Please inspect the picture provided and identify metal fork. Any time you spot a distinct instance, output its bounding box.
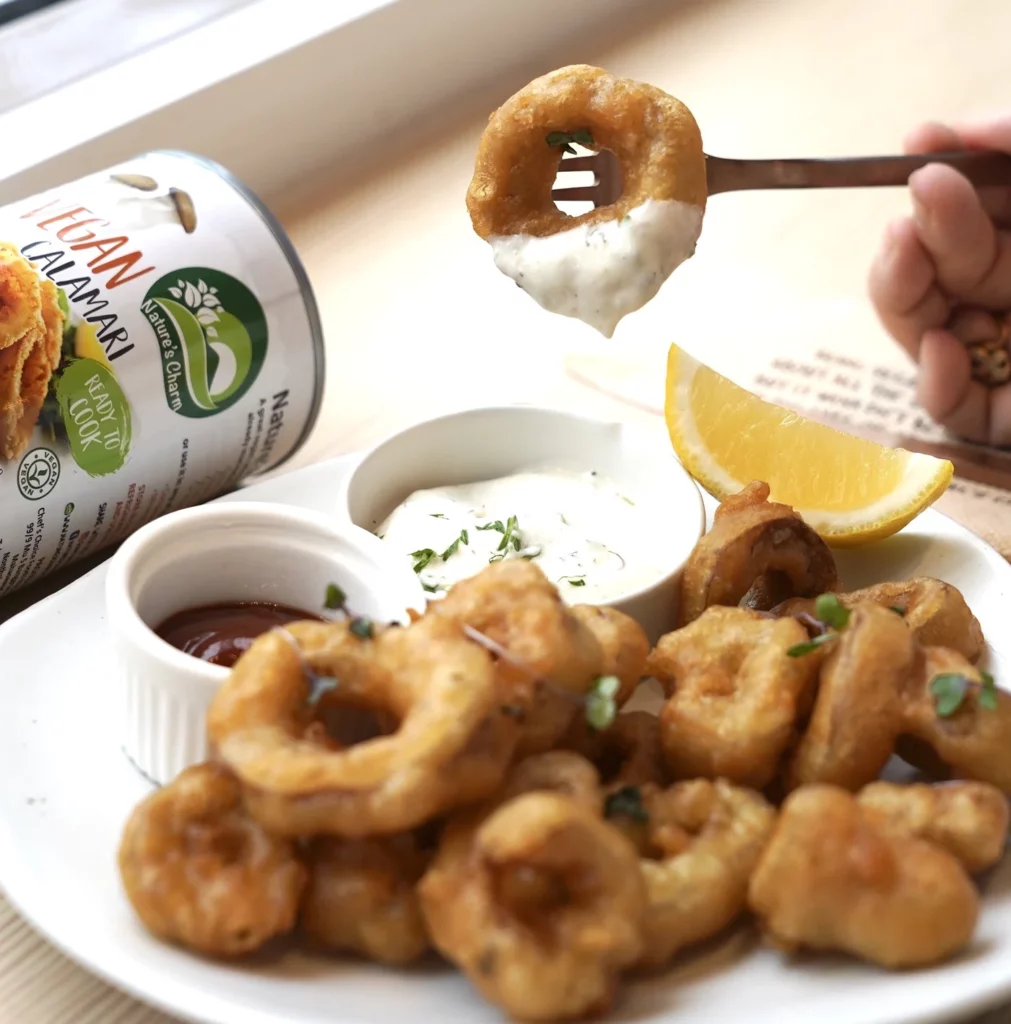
[551,149,1011,206]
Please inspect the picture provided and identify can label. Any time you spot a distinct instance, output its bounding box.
[0,151,322,598]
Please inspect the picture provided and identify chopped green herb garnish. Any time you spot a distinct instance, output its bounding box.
[441,529,469,561]
[814,593,850,631]
[349,617,375,640]
[422,582,441,594]
[604,785,648,823]
[323,582,346,611]
[307,675,339,708]
[931,673,970,717]
[559,576,586,587]
[889,605,906,616]
[477,520,505,533]
[546,128,594,154]
[620,495,635,506]
[497,515,521,553]
[429,513,447,519]
[586,675,620,731]
[411,548,437,573]
[787,632,837,658]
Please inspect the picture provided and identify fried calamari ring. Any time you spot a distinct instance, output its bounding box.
[677,481,839,627]
[635,779,776,968]
[500,750,603,815]
[649,607,818,788]
[858,781,1009,874]
[419,792,645,1021]
[207,618,519,837]
[433,560,604,756]
[748,785,979,968]
[300,832,429,964]
[467,65,707,337]
[786,604,917,792]
[774,577,984,663]
[900,646,1011,795]
[118,762,305,956]
[571,603,650,706]
[562,710,666,794]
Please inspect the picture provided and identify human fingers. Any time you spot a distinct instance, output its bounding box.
[918,329,1011,446]
[903,122,963,155]
[908,164,1011,307]
[904,120,1011,226]
[868,217,949,358]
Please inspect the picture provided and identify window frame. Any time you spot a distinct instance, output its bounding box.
[0,0,677,207]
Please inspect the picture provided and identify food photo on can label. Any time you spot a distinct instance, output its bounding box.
[5,7,1011,1024]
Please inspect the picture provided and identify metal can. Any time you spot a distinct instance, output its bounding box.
[0,150,324,598]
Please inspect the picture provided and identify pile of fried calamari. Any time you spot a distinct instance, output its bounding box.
[0,244,65,460]
[119,481,1011,1022]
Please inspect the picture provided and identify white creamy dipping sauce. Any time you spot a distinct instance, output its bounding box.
[376,469,666,604]
[489,198,704,338]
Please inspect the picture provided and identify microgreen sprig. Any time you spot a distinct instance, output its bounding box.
[546,128,594,154]
[349,616,375,640]
[931,669,998,718]
[604,785,649,824]
[323,582,346,612]
[787,593,850,657]
[586,675,620,731]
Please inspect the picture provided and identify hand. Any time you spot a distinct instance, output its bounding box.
[868,117,1011,446]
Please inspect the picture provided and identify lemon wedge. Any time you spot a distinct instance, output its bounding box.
[664,343,953,547]
[73,321,114,371]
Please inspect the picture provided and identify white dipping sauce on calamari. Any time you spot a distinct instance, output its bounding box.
[490,198,703,338]
[377,469,665,603]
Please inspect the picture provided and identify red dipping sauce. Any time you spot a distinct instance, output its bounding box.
[156,601,323,668]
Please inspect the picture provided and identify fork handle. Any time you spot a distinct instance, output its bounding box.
[705,151,1011,195]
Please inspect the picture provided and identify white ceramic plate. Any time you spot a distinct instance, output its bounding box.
[1,454,1011,1024]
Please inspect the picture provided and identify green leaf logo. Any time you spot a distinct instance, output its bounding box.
[141,268,267,418]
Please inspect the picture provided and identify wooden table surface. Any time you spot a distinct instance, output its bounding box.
[3,0,1011,1021]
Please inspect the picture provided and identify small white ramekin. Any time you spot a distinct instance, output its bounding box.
[105,501,427,785]
[339,405,705,643]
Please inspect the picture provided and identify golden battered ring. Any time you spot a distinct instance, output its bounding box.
[466,64,707,239]
[206,618,519,838]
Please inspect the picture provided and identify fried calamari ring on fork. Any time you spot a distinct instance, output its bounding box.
[419,792,645,1021]
[118,762,305,956]
[571,604,650,706]
[468,65,705,239]
[648,607,818,789]
[748,785,979,969]
[207,618,519,838]
[433,560,604,756]
[857,781,1009,874]
[786,603,917,792]
[774,577,984,663]
[900,646,1011,795]
[561,710,667,794]
[634,779,777,968]
[300,831,430,964]
[677,481,839,627]
[466,65,707,336]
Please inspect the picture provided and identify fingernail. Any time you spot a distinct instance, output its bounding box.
[908,177,933,232]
